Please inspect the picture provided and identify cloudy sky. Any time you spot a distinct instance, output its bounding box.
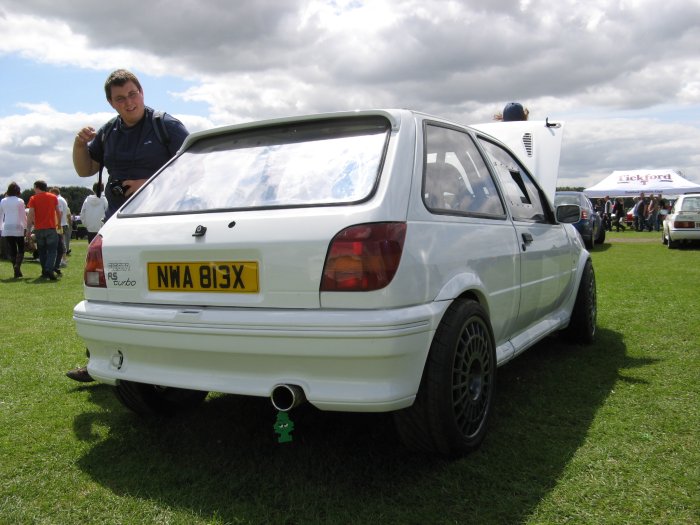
[1,0,699,194]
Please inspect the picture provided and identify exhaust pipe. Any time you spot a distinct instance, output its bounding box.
[271,384,306,412]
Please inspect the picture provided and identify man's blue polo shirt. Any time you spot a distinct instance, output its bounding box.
[88,106,189,217]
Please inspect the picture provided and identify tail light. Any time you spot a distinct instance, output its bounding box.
[321,222,406,292]
[84,235,106,288]
[673,221,695,229]
[581,209,589,219]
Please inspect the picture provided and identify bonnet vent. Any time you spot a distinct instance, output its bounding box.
[522,133,533,157]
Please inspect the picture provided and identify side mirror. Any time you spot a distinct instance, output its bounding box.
[557,204,582,223]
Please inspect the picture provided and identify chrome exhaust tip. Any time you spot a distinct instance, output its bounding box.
[271,384,306,412]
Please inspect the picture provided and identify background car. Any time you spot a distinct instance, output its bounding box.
[662,192,700,248]
[554,191,605,249]
[73,110,595,457]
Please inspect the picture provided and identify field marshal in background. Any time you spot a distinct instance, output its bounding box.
[72,68,189,221]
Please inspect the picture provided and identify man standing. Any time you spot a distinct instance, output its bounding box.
[633,193,646,231]
[72,68,189,220]
[603,195,613,231]
[26,180,61,280]
[68,69,189,382]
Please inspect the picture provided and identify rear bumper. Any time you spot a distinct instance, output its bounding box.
[668,228,700,241]
[73,300,445,412]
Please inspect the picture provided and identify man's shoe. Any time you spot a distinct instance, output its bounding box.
[66,366,94,383]
[54,269,62,276]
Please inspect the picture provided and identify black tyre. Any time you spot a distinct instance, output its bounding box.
[661,230,668,245]
[667,232,678,249]
[564,259,596,343]
[394,299,496,457]
[115,380,207,416]
[583,234,594,250]
[595,227,606,244]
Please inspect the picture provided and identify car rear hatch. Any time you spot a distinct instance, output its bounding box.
[90,113,403,309]
[98,209,375,308]
[673,196,700,230]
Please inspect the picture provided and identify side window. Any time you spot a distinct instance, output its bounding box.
[478,138,549,223]
[423,124,505,217]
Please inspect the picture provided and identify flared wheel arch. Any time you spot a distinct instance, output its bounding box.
[395,297,497,457]
[563,258,597,343]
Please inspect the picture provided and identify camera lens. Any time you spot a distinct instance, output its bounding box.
[111,182,124,197]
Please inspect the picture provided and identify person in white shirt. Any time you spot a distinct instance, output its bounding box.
[0,182,28,278]
[80,182,109,242]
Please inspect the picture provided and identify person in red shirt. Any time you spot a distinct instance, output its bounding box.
[26,180,61,280]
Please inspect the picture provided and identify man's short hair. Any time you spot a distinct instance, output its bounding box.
[104,69,143,101]
[93,182,104,194]
[49,187,60,195]
[34,180,48,191]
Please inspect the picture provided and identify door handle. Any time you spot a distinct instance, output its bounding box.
[521,232,533,251]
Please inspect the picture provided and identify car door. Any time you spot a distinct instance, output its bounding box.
[416,123,521,358]
[478,137,574,340]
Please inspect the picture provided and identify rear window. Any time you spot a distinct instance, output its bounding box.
[120,116,390,216]
[679,196,700,212]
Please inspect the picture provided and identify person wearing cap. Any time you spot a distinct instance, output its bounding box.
[494,102,530,122]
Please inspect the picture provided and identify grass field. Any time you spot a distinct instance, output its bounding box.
[1,232,698,524]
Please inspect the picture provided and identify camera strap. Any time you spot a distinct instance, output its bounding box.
[96,116,119,199]
[97,163,104,198]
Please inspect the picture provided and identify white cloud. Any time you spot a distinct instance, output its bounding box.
[0,104,209,191]
[20,136,44,147]
[560,118,700,188]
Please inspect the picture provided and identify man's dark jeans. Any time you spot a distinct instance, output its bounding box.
[35,229,59,275]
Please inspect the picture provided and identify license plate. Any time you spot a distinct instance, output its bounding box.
[147,261,259,292]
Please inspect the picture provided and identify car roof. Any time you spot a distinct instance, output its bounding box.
[180,109,565,204]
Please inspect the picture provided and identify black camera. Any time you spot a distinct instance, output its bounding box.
[108,180,127,198]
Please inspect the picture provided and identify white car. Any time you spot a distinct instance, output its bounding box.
[662,192,700,248]
[74,109,596,456]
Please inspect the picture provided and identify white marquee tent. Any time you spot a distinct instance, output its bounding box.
[584,169,700,197]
